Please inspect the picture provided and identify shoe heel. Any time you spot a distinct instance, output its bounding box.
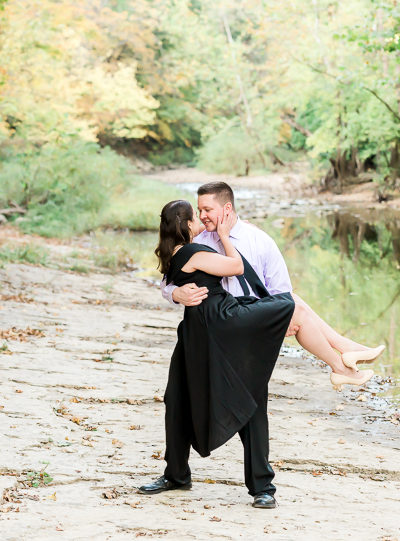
[343,359,358,371]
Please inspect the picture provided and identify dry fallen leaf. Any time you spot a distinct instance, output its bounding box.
[0,327,45,341]
[0,293,34,303]
[153,396,163,402]
[127,399,142,405]
[112,439,124,448]
[357,394,367,402]
[151,450,163,460]
[204,479,216,484]
[338,438,346,444]
[82,440,94,447]
[102,489,119,499]
[127,501,143,509]
[48,492,57,501]
[129,425,141,430]
[210,516,221,522]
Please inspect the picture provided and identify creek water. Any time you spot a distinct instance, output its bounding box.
[118,183,400,404]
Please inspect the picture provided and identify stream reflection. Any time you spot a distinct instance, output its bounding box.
[259,207,400,386]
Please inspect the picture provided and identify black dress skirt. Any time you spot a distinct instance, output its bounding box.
[164,243,295,457]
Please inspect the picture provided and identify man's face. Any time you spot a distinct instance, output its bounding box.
[197,194,228,232]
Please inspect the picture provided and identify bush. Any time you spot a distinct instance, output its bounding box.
[0,141,189,236]
[196,126,269,175]
[0,141,131,237]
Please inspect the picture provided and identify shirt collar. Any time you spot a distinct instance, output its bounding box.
[215,215,243,242]
[229,216,244,239]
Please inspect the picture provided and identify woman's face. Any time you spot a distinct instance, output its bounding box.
[188,206,205,238]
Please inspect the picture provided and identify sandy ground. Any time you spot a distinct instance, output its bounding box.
[0,257,399,541]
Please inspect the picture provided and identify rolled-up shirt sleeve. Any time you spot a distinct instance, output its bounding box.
[161,276,178,305]
[262,238,292,295]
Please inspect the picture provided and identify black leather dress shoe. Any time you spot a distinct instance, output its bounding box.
[138,475,192,495]
[252,492,277,509]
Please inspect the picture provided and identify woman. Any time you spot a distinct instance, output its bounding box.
[155,199,296,460]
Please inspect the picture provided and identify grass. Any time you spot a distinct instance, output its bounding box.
[68,263,90,274]
[90,229,159,277]
[0,243,49,265]
[98,176,193,231]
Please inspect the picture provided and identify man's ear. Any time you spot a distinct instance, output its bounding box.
[224,202,233,214]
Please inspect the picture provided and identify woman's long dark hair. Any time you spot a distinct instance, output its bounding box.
[155,200,194,275]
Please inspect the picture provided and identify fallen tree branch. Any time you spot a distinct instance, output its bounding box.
[0,205,26,216]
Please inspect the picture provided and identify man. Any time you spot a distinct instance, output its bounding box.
[139,182,294,509]
[163,182,295,308]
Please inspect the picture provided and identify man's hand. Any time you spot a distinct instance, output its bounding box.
[285,321,299,337]
[172,283,208,306]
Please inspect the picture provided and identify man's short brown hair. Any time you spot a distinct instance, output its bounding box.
[197,182,235,209]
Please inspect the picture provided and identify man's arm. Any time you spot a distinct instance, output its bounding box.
[262,239,292,295]
[161,276,208,306]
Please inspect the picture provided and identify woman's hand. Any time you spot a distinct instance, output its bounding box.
[217,212,236,239]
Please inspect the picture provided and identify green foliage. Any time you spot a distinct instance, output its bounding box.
[68,263,90,274]
[0,243,49,265]
[0,0,159,144]
[99,176,191,231]
[197,126,268,175]
[25,469,53,488]
[0,341,10,352]
[0,142,132,237]
[1,0,400,207]
[91,229,159,274]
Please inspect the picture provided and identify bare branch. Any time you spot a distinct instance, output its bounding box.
[281,115,312,137]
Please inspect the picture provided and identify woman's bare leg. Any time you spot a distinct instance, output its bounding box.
[292,293,369,354]
[291,304,367,380]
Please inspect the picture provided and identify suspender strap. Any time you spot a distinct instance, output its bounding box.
[237,253,270,299]
[236,274,250,296]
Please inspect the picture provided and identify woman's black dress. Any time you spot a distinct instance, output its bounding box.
[164,243,295,458]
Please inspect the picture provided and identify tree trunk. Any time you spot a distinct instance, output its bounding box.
[221,12,267,168]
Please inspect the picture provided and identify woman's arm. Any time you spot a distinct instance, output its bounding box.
[182,213,244,277]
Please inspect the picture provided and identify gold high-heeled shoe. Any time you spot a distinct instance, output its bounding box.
[341,345,385,371]
[330,369,374,392]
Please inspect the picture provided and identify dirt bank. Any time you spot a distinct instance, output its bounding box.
[0,252,399,540]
